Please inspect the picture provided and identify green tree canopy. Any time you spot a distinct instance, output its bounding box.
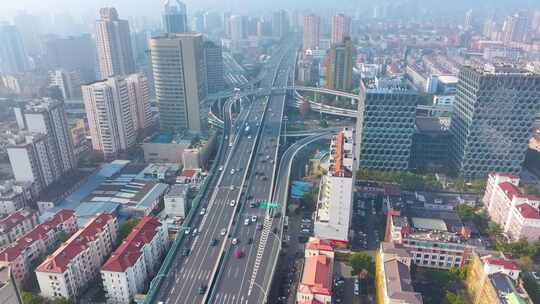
[349,252,374,277]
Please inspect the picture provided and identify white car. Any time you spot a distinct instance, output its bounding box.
[251,215,257,223]
[244,218,250,226]
[200,208,206,216]
[184,228,190,235]
[220,228,227,236]
[232,238,238,245]
[230,185,235,190]
[218,166,224,172]
[230,169,235,175]
[230,200,236,207]
[192,228,198,236]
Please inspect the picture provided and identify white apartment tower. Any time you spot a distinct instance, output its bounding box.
[125,73,151,133]
[95,7,136,79]
[82,77,136,159]
[314,128,355,244]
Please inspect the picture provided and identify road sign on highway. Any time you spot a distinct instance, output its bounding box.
[260,201,278,209]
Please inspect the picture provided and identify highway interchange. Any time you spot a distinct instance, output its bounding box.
[152,40,299,304]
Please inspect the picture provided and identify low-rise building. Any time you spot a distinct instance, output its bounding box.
[483,173,540,241]
[0,181,35,216]
[101,216,168,304]
[314,128,355,244]
[164,184,190,218]
[0,209,76,284]
[384,207,482,269]
[36,213,118,300]
[0,209,39,248]
[466,250,533,304]
[376,242,423,304]
[296,237,334,304]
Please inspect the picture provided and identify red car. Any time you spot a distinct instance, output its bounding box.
[234,249,243,259]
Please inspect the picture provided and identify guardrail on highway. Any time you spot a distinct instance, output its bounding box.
[144,128,226,304]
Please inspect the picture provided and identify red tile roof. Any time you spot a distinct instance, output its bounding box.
[180,169,197,178]
[306,238,333,252]
[0,208,37,232]
[0,209,75,262]
[516,204,540,220]
[498,182,540,202]
[491,172,519,179]
[298,300,324,304]
[101,216,161,272]
[36,213,114,274]
[299,254,332,296]
[486,258,520,270]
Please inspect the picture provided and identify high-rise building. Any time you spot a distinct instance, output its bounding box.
[314,128,355,243]
[48,70,82,100]
[7,134,59,193]
[12,99,76,182]
[331,14,351,45]
[450,64,540,179]
[229,15,248,41]
[325,37,353,91]
[162,0,188,33]
[150,33,207,133]
[203,41,225,94]
[82,77,136,159]
[125,73,151,134]
[464,9,474,31]
[303,14,320,51]
[95,7,136,79]
[502,13,529,43]
[13,12,41,57]
[0,24,30,74]
[533,11,540,34]
[355,78,419,171]
[203,11,221,33]
[272,10,290,39]
[43,34,97,83]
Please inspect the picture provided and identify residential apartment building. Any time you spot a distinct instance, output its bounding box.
[272,10,289,39]
[48,70,82,100]
[125,73,152,134]
[101,216,168,304]
[355,77,419,171]
[0,181,35,216]
[0,265,23,304]
[0,209,39,248]
[331,14,351,45]
[150,33,208,133]
[314,128,355,244]
[384,208,479,269]
[0,209,76,284]
[13,98,76,179]
[82,77,136,159]
[376,242,423,304]
[95,7,135,79]
[325,37,353,91]
[7,133,61,193]
[449,64,540,179]
[466,250,533,304]
[482,173,540,241]
[36,213,118,300]
[303,14,320,50]
[296,238,334,304]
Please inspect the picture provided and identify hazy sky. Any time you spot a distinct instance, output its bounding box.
[0,0,538,22]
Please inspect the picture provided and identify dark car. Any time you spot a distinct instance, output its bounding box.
[210,239,218,246]
[183,248,190,256]
[198,284,207,294]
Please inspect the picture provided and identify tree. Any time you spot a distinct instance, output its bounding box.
[455,204,476,221]
[443,291,468,304]
[485,222,503,240]
[523,273,540,304]
[21,291,44,304]
[448,266,467,281]
[119,218,140,240]
[524,184,540,196]
[51,298,72,304]
[349,252,374,277]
